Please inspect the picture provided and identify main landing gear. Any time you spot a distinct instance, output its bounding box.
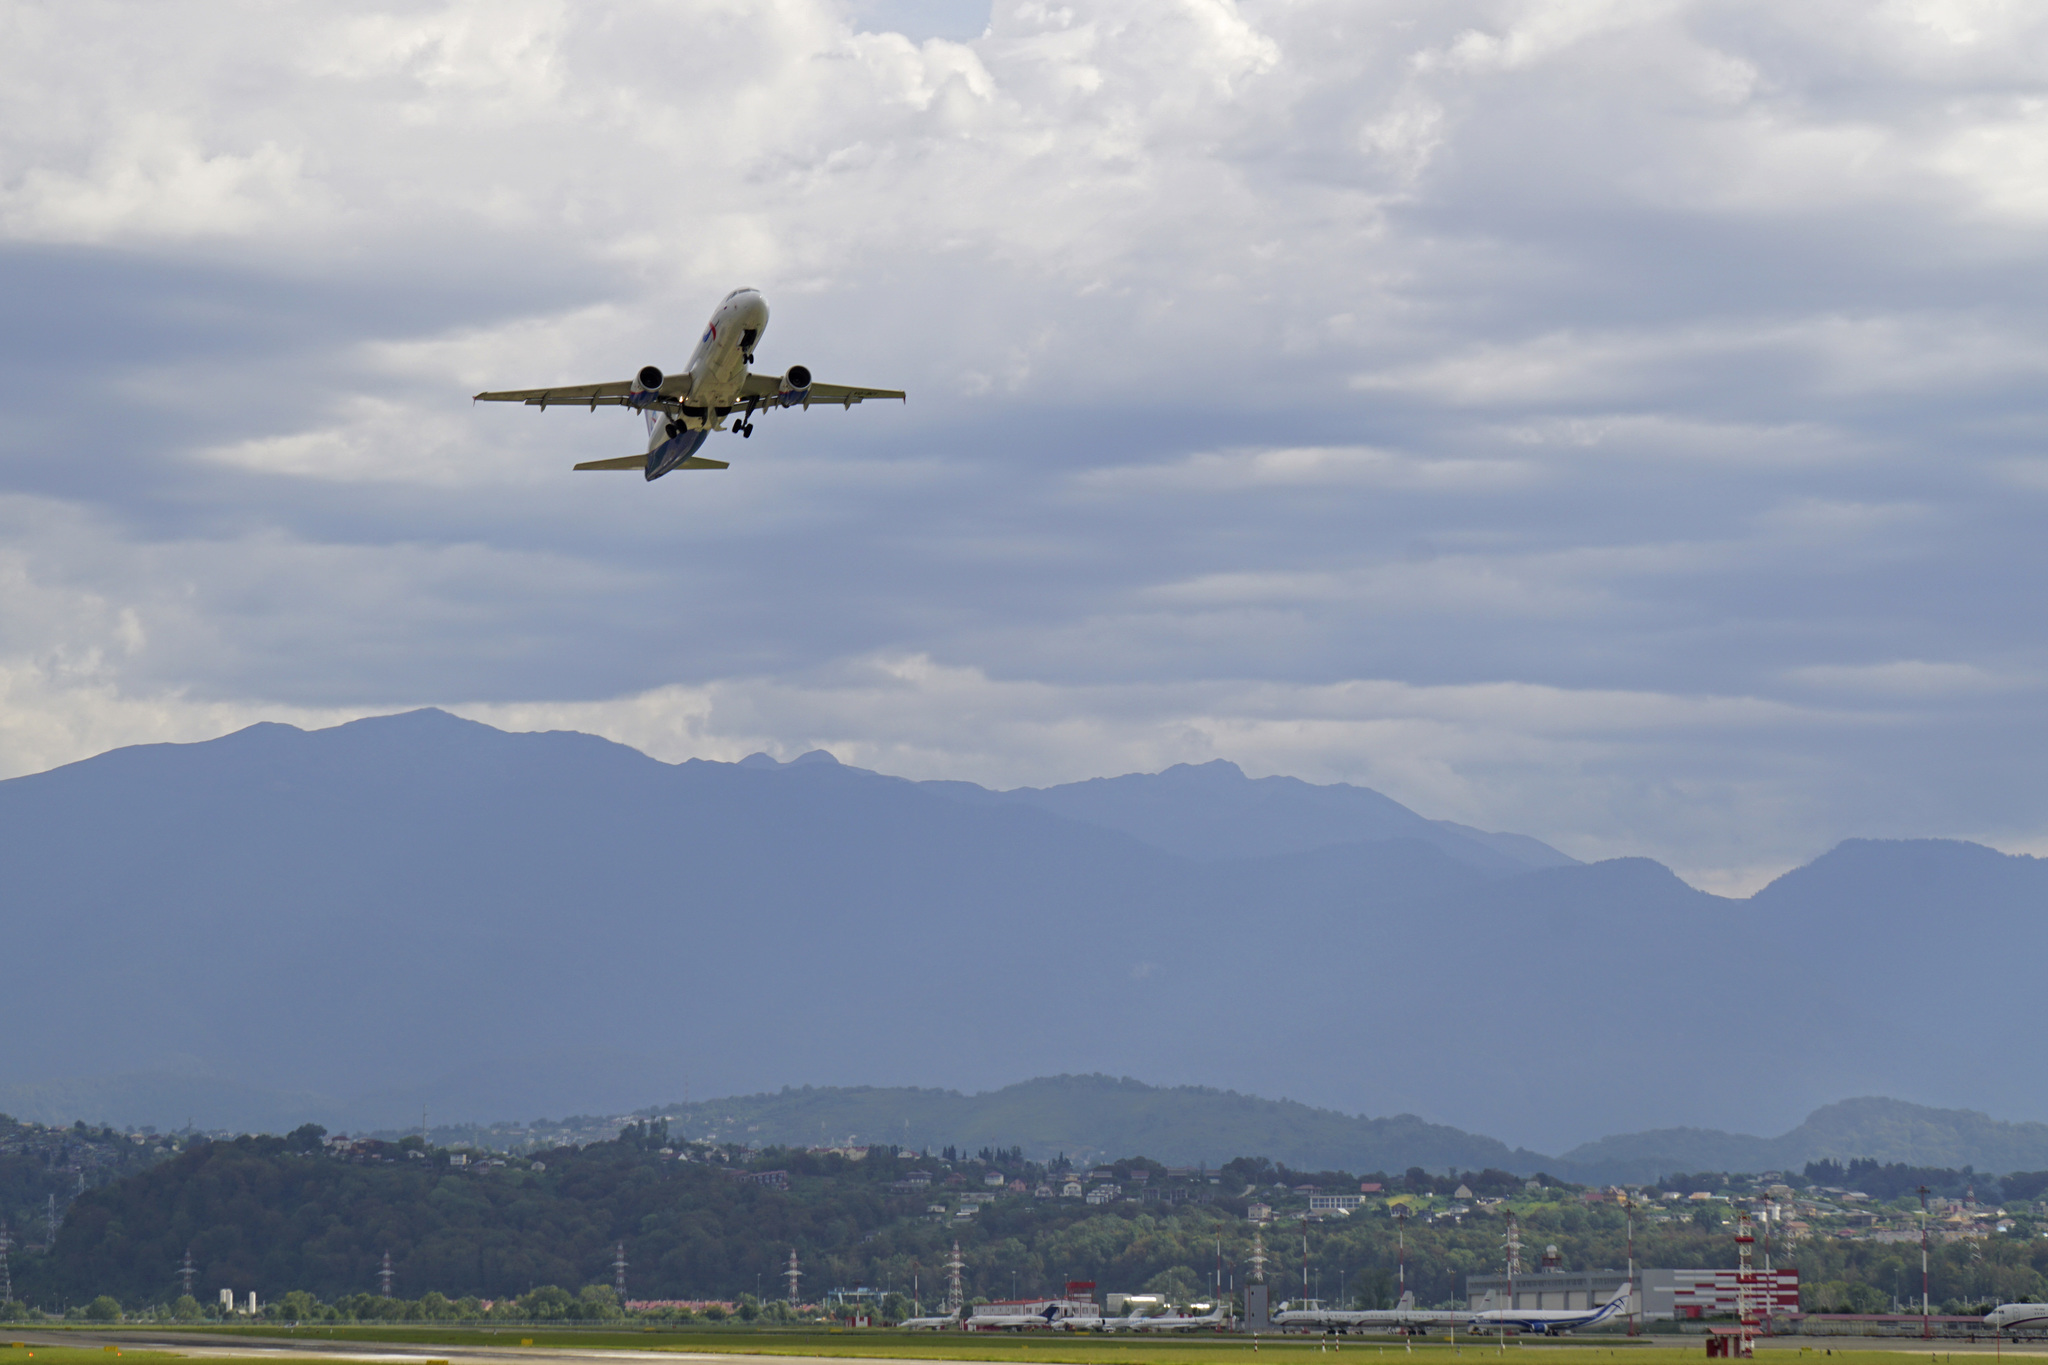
[734,420,755,438]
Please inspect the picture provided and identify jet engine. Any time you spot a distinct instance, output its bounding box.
[634,365,664,392]
[781,365,812,398]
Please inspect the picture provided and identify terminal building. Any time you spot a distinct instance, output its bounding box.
[1464,1269,1799,1320]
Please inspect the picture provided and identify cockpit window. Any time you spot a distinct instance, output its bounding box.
[723,287,758,301]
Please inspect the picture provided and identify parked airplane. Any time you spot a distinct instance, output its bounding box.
[1986,1303,2048,1333]
[1468,1281,1634,1336]
[900,1309,961,1330]
[473,288,904,480]
[1273,1290,1475,1333]
[967,1299,1102,1330]
[1128,1301,1230,1331]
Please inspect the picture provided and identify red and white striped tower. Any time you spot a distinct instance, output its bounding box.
[1735,1210,1757,1358]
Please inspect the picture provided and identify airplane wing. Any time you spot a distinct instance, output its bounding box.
[736,372,906,406]
[572,455,729,471]
[806,381,906,405]
[475,376,694,408]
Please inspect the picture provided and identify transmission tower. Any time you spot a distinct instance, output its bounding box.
[614,1241,628,1305]
[1,1219,12,1304]
[180,1245,196,1299]
[1248,1229,1268,1283]
[784,1248,802,1305]
[45,1194,58,1243]
[944,1240,965,1314]
[378,1250,393,1298]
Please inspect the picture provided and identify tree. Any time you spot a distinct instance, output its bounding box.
[287,1124,328,1153]
[84,1296,121,1322]
[1144,1267,1202,1304]
[171,1295,201,1322]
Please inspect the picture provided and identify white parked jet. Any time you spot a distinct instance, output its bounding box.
[966,1299,1102,1330]
[473,289,904,480]
[1128,1301,1230,1331]
[899,1309,961,1330]
[1274,1290,1475,1333]
[1986,1304,2048,1333]
[1467,1281,1633,1336]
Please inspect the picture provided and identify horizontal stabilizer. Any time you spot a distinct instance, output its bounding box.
[572,455,729,471]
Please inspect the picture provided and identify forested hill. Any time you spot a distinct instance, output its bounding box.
[6,1126,1618,1311]
[16,1126,2048,1316]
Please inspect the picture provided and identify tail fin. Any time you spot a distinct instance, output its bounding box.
[1591,1283,1633,1320]
[1398,1291,1415,1312]
[1478,1290,1498,1311]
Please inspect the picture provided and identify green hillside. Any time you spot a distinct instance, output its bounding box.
[15,1126,2048,1319]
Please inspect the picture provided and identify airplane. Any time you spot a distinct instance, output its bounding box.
[1986,1304,2048,1333]
[1128,1301,1230,1331]
[899,1309,961,1330]
[1058,1300,1228,1333]
[966,1300,1102,1331]
[472,288,904,481]
[1273,1290,1475,1333]
[1467,1280,1634,1336]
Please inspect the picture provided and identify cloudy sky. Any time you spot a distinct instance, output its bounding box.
[4,0,2046,893]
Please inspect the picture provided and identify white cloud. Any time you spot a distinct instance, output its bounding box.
[4,0,2048,901]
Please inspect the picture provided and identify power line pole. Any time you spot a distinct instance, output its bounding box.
[614,1241,628,1305]
[1396,1206,1407,1305]
[1918,1185,1931,1340]
[180,1246,196,1299]
[1624,1192,1639,1336]
[785,1248,802,1305]
[945,1240,964,1316]
[1,1219,12,1304]
[378,1250,393,1298]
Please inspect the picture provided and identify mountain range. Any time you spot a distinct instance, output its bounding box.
[644,1078,2048,1182]
[1,709,2043,1171]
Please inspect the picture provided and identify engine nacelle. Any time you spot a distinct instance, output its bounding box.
[635,365,664,392]
[781,364,812,397]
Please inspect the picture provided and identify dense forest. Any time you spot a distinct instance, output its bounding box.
[0,1117,177,1251]
[5,1123,2047,1317]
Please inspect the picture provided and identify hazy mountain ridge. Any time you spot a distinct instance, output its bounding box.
[1560,1098,2048,1181]
[1,709,2044,1163]
[649,1073,1552,1173]
[914,758,1577,872]
[648,1079,2048,1184]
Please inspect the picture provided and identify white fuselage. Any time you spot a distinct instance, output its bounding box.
[1987,1304,2048,1332]
[1469,1287,1632,1336]
[1273,1308,1474,1332]
[683,288,771,410]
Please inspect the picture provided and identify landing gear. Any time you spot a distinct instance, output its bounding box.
[664,421,682,439]
[736,421,754,438]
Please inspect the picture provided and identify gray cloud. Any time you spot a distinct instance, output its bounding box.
[2,0,2047,893]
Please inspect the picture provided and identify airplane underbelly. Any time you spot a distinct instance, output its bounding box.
[646,428,710,480]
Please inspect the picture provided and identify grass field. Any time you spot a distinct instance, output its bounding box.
[10,1330,2042,1365]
